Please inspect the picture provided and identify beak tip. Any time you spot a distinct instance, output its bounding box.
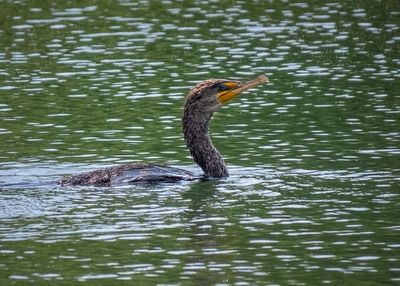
[258,75,269,83]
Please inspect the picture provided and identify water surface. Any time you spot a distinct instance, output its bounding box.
[0,0,399,285]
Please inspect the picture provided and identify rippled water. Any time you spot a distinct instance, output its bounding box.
[1,0,399,285]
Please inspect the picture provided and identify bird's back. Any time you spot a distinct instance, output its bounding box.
[59,163,195,186]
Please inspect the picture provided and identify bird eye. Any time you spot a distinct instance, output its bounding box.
[219,84,229,91]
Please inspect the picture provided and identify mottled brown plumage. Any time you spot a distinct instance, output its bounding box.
[182,79,236,178]
[59,163,193,186]
[59,75,268,186]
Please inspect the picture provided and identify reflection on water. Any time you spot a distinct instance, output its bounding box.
[1,164,399,284]
[0,0,399,285]
[0,166,400,284]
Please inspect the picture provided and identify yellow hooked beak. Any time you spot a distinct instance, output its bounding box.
[217,75,269,104]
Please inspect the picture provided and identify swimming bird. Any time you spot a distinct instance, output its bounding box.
[59,75,268,186]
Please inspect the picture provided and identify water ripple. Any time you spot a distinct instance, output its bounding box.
[1,0,399,284]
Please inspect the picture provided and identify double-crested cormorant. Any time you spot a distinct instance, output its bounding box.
[59,75,268,186]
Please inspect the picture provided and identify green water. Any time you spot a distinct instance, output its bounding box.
[1,0,399,285]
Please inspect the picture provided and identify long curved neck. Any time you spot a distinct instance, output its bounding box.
[182,107,228,178]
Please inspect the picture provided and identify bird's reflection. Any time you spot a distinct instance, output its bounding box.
[178,179,234,284]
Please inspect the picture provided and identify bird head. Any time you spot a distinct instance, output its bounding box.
[184,75,269,118]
